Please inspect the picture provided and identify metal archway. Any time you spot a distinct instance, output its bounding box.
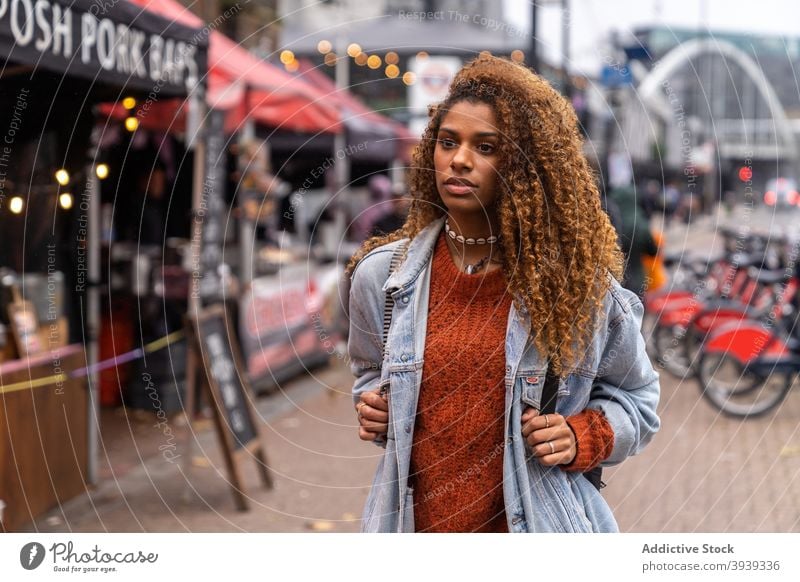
[638,37,797,158]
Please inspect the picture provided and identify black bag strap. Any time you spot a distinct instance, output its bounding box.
[540,364,560,416]
[382,241,408,355]
[373,242,408,447]
[541,361,605,491]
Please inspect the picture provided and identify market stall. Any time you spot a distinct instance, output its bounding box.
[0,0,208,531]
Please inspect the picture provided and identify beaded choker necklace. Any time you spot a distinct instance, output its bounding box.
[445,220,500,245]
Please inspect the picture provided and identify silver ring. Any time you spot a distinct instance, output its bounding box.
[548,441,555,455]
[543,414,550,429]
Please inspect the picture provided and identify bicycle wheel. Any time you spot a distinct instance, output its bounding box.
[683,321,706,374]
[654,324,692,379]
[696,351,793,418]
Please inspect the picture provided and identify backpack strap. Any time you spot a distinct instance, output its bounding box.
[381,241,408,355]
[373,241,408,447]
[540,361,605,491]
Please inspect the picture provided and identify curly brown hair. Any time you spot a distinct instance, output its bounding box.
[347,54,624,374]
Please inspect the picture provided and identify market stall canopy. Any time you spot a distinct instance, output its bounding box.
[0,0,207,97]
[127,0,341,134]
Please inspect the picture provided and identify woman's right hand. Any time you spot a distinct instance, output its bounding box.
[356,388,389,441]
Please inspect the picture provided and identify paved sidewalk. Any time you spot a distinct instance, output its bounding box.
[27,363,375,533]
[24,209,800,533]
[27,356,800,533]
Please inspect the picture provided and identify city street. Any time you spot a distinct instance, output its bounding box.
[24,209,800,533]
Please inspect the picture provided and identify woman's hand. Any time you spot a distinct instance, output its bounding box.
[521,407,577,466]
[356,388,389,441]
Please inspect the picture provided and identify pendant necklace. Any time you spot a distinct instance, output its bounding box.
[464,256,491,275]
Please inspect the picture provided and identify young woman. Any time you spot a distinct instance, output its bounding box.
[346,55,660,533]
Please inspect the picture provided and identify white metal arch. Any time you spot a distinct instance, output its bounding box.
[638,37,797,157]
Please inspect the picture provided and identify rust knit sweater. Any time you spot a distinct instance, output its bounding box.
[411,232,512,532]
[410,232,615,533]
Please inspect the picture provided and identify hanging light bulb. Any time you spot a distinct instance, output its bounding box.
[280,50,295,65]
[367,55,381,69]
[55,168,70,186]
[125,116,139,132]
[59,193,74,210]
[9,196,24,214]
[317,40,332,54]
[347,43,361,58]
[402,72,416,86]
[122,96,137,110]
[385,64,400,79]
[95,164,109,180]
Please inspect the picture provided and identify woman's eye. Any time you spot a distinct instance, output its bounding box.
[478,143,495,154]
[439,138,456,148]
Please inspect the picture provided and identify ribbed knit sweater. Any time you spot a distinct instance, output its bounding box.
[410,232,615,533]
[411,232,512,532]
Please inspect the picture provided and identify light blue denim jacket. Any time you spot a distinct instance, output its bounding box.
[348,218,660,533]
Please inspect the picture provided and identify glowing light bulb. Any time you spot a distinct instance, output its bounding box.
[280,50,295,65]
[402,72,416,85]
[9,196,23,214]
[122,96,137,109]
[385,64,400,78]
[55,169,70,186]
[125,116,139,132]
[347,43,361,58]
[59,193,73,210]
[367,55,381,69]
[317,40,332,54]
[95,164,109,180]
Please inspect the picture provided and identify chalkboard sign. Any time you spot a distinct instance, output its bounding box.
[186,304,272,510]
[198,312,257,449]
[197,108,227,301]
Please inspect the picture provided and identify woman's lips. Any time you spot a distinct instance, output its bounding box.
[442,181,477,196]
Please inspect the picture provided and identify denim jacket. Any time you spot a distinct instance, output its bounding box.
[348,217,661,532]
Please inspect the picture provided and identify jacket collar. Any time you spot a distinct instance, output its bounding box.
[383,217,445,292]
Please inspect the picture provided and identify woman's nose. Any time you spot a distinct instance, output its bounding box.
[450,145,473,170]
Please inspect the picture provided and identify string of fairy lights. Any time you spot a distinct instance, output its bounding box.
[279,43,527,84]
[2,97,137,215]
[3,159,110,215]
[3,46,529,216]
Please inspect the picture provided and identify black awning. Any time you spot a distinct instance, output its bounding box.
[0,0,207,97]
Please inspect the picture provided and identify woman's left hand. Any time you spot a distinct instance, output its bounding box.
[521,408,577,466]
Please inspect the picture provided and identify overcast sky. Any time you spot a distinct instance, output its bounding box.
[504,0,800,75]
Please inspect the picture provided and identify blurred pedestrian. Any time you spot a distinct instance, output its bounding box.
[609,185,659,299]
[352,174,394,242]
[139,162,167,246]
[369,184,410,237]
[663,181,681,223]
[345,55,660,533]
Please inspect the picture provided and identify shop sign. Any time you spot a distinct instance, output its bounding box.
[0,0,205,94]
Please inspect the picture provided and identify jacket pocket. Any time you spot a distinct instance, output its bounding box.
[518,371,569,409]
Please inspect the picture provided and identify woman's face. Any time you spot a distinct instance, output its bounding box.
[433,100,501,217]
